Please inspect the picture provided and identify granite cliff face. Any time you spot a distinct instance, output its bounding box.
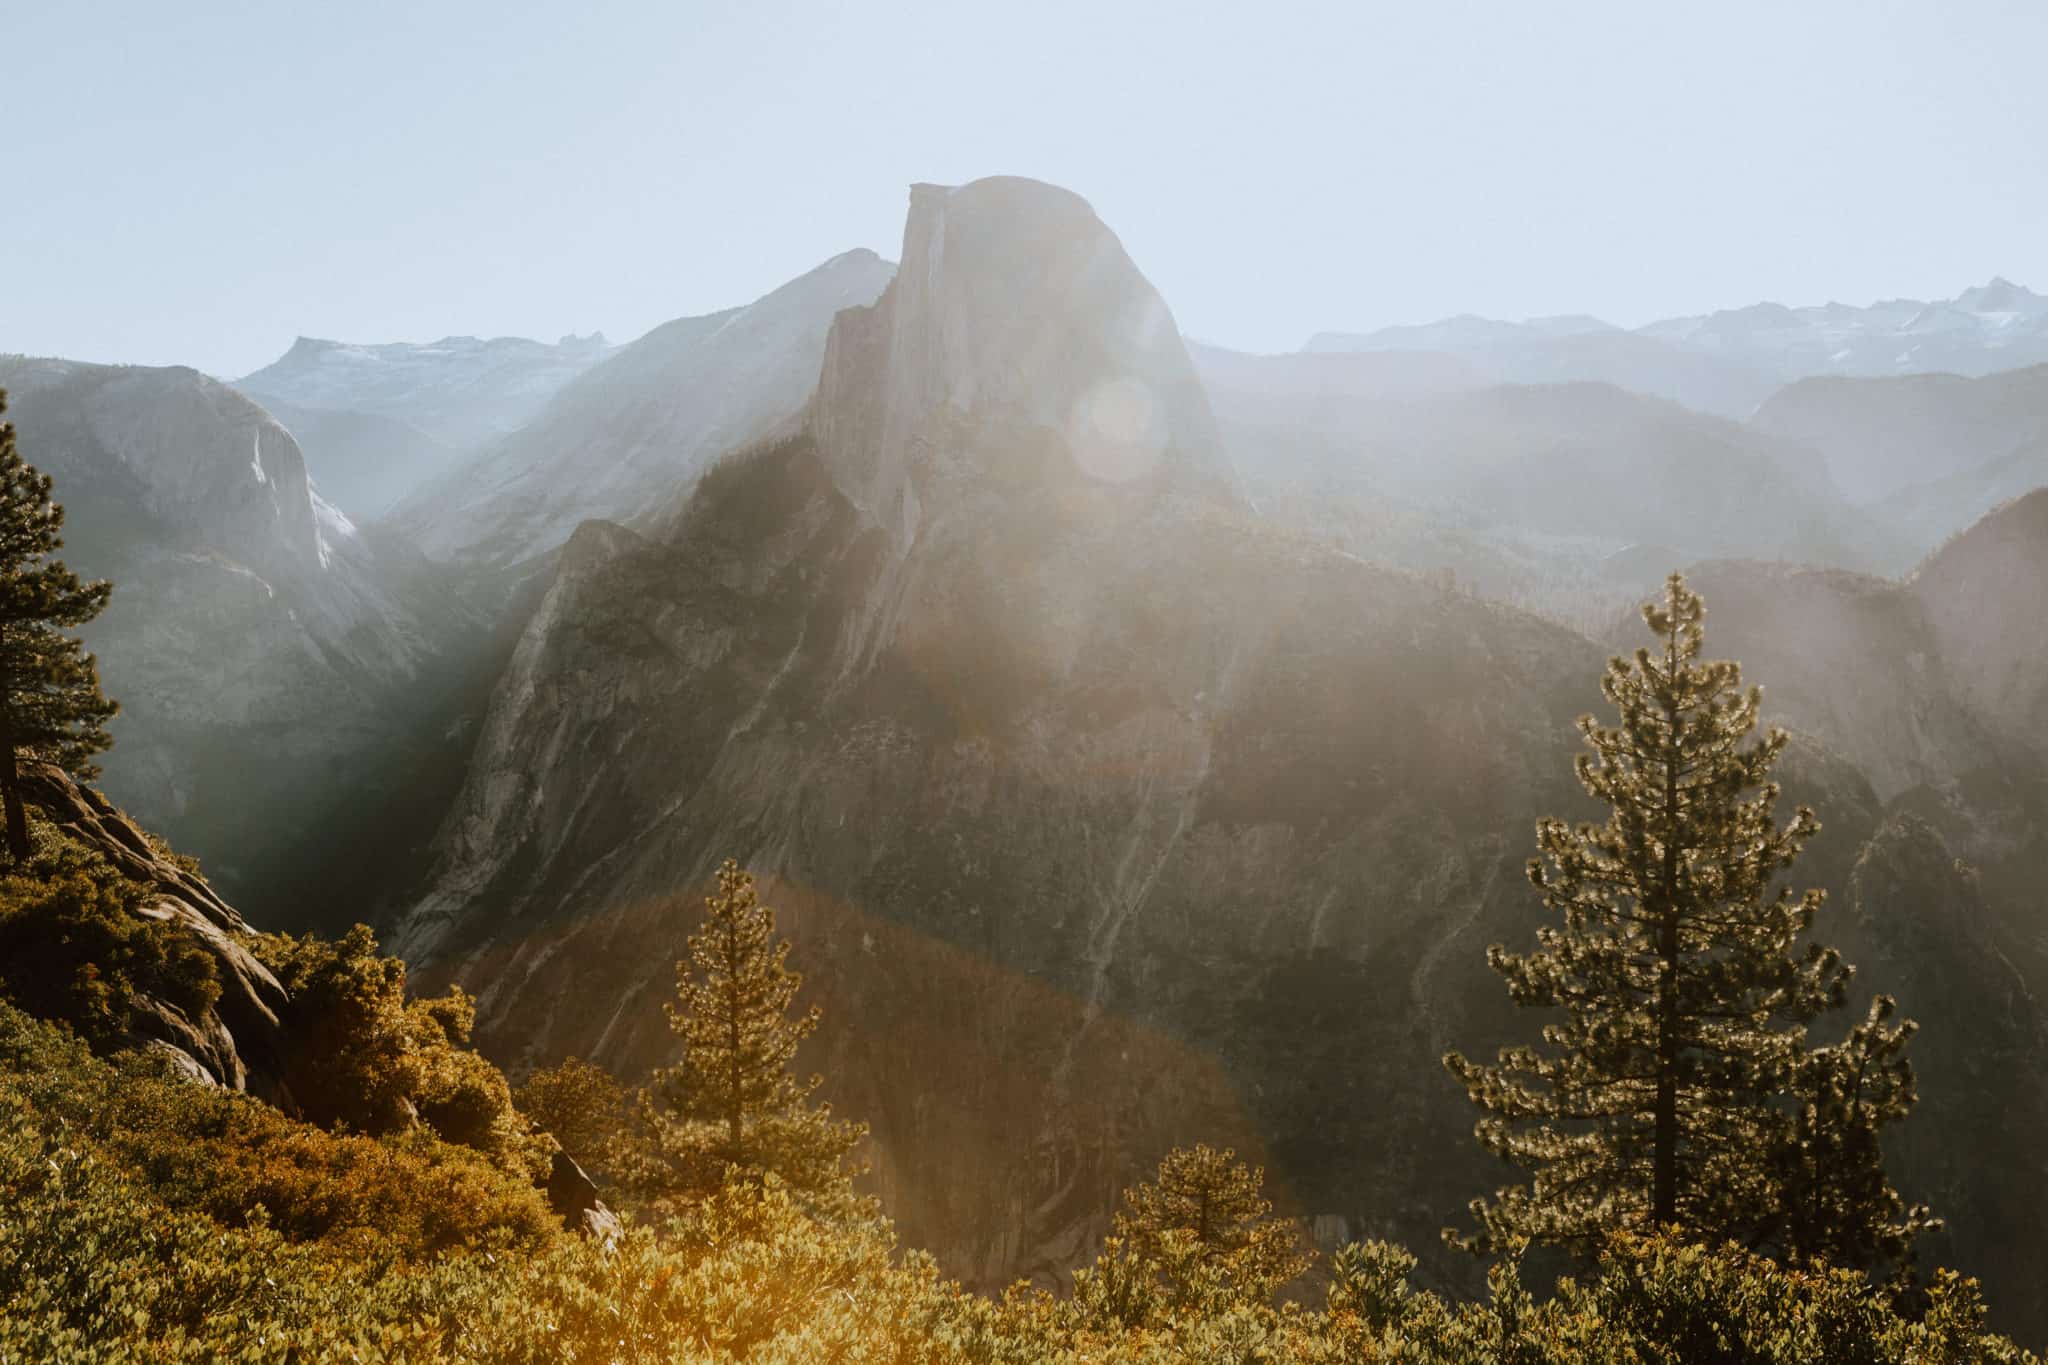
[807,180,1238,546]
[398,177,1602,1281]
[390,251,895,570]
[387,183,2048,1331]
[0,357,458,914]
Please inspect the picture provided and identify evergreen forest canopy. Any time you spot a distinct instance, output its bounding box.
[0,404,2037,1361]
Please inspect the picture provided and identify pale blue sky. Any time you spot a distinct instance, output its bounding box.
[4,0,2044,376]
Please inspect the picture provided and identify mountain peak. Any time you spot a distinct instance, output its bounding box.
[1956,275,2042,314]
[809,176,1233,542]
[279,336,341,364]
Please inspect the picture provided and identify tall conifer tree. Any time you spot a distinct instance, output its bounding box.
[635,859,866,1217]
[1774,995,1937,1272]
[1445,573,1925,1265]
[1113,1144,1311,1307]
[0,390,117,861]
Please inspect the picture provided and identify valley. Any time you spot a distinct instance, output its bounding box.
[11,174,2048,1341]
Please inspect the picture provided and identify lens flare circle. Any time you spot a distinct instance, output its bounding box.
[1067,376,1165,484]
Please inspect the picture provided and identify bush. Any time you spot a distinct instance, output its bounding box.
[256,925,545,1177]
[0,814,217,1050]
[3,989,2038,1362]
[0,1000,558,1263]
[513,1054,629,1183]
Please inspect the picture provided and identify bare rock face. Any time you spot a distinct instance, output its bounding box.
[390,182,2048,1338]
[545,1149,622,1246]
[0,357,455,911]
[397,178,1607,1284]
[812,178,1237,548]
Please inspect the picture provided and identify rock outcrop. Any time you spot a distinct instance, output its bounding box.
[14,760,625,1239]
[17,761,294,1105]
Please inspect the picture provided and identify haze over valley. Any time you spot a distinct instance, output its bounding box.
[5,4,2047,1358]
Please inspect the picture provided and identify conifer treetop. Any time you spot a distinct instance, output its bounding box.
[633,858,867,1221]
[1444,572,1924,1274]
[0,390,118,861]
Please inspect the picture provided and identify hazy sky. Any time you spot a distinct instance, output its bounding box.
[5,0,2044,376]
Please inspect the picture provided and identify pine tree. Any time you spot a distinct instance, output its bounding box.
[1444,572,1922,1261]
[634,859,866,1218]
[1112,1143,1311,1309]
[1774,995,1938,1274]
[0,390,116,862]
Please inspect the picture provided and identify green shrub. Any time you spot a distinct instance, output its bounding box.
[4,990,2038,1363]
[0,815,217,1050]
[0,1001,558,1263]
[257,926,546,1177]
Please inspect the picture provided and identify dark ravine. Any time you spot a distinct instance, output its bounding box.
[0,356,479,926]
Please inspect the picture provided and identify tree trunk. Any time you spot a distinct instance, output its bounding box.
[1652,638,1683,1228]
[1653,902,1679,1225]
[0,765,24,864]
[726,914,744,1152]
[0,660,24,863]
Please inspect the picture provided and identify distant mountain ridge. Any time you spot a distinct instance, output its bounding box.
[7,177,2048,1342]
[241,332,614,445]
[1306,277,2048,416]
[238,332,613,518]
[386,249,895,570]
[1753,363,2048,502]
